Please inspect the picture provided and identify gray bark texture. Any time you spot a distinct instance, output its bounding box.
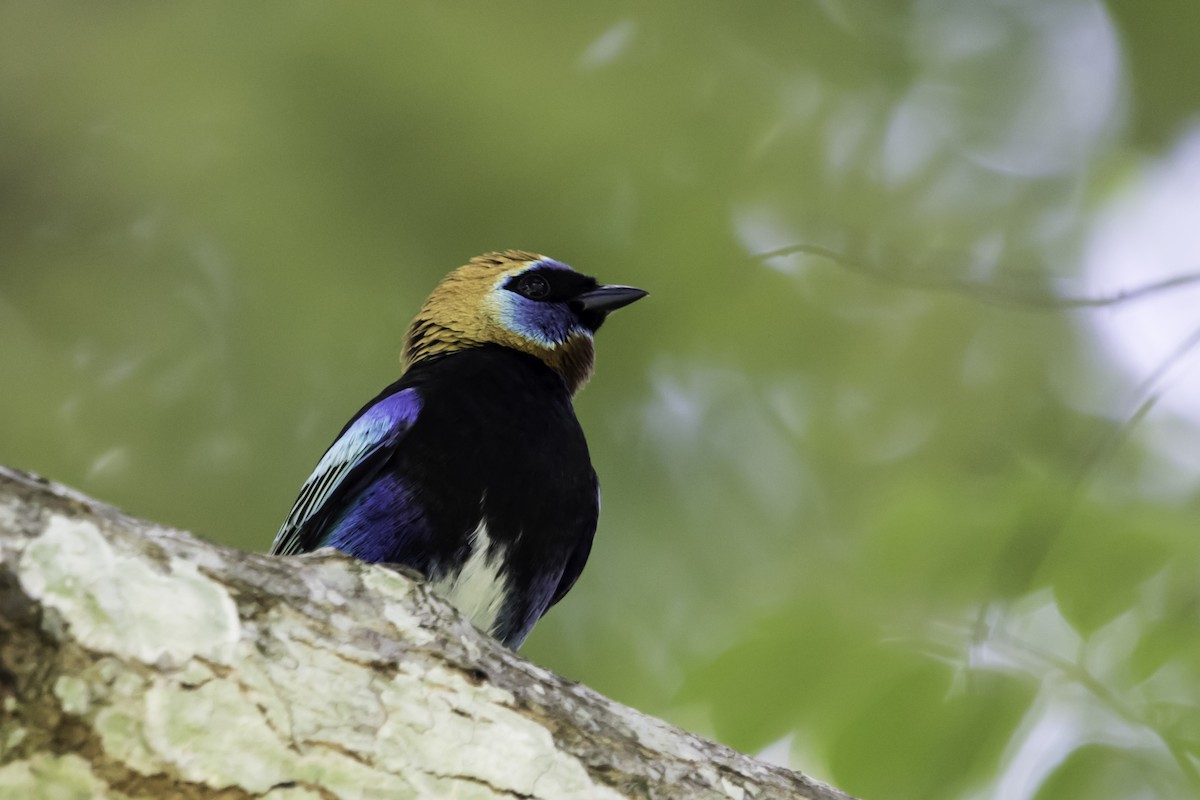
[0,466,856,800]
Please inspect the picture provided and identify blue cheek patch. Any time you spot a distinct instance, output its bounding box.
[511,302,575,346]
[491,259,594,347]
[496,292,588,348]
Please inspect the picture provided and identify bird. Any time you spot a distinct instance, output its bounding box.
[270,251,647,648]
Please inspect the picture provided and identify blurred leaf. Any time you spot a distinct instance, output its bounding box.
[1131,615,1200,685]
[829,660,1035,800]
[1032,744,1179,800]
[1044,505,1181,635]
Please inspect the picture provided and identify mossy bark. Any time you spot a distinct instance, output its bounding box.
[0,467,854,800]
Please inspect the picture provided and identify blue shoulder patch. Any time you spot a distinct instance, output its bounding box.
[270,388,422,555]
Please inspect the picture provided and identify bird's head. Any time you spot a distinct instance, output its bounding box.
[402,251,647,394]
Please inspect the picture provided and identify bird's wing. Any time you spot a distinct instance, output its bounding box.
[270,387,422,556]
[547,482,600,609]
[547,536,592,609]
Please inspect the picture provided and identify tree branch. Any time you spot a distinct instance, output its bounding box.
[0,466,854,800]
[754,243,1200,310]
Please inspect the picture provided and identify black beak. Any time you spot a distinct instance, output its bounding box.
[572,284,648,314]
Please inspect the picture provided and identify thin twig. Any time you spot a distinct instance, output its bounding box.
[755,243,1200,310]
[1079,319,1200,478]
[996,626,1200,790]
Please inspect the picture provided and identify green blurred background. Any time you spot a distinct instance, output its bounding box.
[3,2,1200,798]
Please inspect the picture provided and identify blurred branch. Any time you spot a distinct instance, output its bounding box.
[991,624,1200,791]
[760,240,1200,501]
[758,238,1200,523]
[0,466,854,800]
[755,244,1200,310]
[1078,319,1200,481]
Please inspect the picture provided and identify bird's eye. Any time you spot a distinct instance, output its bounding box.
[518,274,551,300]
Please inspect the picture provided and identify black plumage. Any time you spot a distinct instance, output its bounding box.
[271,252,645,648]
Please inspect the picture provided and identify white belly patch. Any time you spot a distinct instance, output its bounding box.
[428,520,509,636]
